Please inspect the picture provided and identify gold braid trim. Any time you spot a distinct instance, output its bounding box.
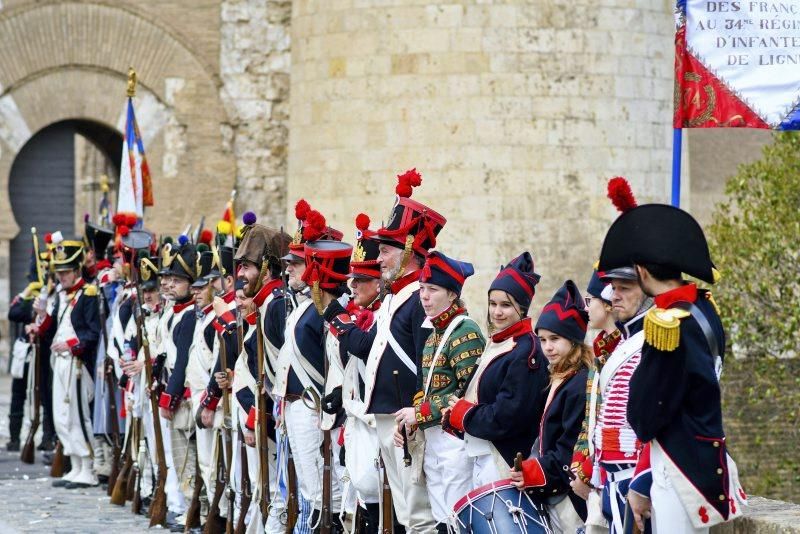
[644,307,690,352]
[253,258,269,295]
[174,253,197,280]
[311,280,325,315]
[394,234,416,282]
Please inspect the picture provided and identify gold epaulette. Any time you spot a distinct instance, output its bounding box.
[83,284,98,297]
[644,307,690,352]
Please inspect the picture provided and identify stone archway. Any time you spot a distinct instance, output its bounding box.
[0,1,237,344]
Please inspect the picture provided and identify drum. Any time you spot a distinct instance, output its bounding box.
[453,479,553,534]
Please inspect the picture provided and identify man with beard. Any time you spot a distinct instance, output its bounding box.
[202,214,291,532]
[323,170,445,533]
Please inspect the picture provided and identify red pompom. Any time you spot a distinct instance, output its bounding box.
[400,168,422,187]
[355,213,371,231]
[396,183,413,197]
[125,214,138,227]
[119,226,130,237]
[295,199,311,221]
[44,233,53,244]
[304,210,327,241]
[112,213,125,226]
[607,177,637,213]
[199,229,214,245]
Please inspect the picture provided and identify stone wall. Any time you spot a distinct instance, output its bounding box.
[220,0,291,227]
[287,0,676,317]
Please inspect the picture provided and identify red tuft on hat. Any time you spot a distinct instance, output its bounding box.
[199,229,214,245]
[607,177,637,213]
[295,199,311,220]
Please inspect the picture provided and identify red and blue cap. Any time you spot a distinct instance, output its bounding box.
[419,251,474,297]
[535,280,589,344]
[488,252,541,312]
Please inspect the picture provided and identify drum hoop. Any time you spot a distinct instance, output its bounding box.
[453,478,515,514]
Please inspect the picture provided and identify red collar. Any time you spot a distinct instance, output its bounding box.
[245,312,257,325]
[202,303,214,314]
[173,299,196,313]
[66,278,86,294]
[491,317,533,343]
[431,304,466,330]
[223,289,236,303]
[654,283,697,309]
[254,278,283,307]
[390,270,419,295]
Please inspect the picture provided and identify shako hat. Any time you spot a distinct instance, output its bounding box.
[349,213,381,280]
[283,200,343,261]
[375,169,446,256]
[138,251,160,290]
[164,239,200,282]
[191,247,214,288]
[302,240,353,290]
[84,219,115,260]
[535,280,589,344]
[419,251,474,297]
[488,251,541,311]
[51,232,85,272]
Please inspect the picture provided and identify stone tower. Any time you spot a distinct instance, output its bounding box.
[288,1,678,314]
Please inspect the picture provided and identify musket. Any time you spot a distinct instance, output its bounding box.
[110,431,132,505]
[285,448,299,533]
[393,370,411,467]
[379,456,393,534]
[21,227,43,464]
[20,335,40,464]
[219,334,235,534]
[124,231,169,528]
[255,308,272,521]
[235,423,252,534]
[131,419,143,515]
[50,441,66,478]
[204,432,227,534]
[184,453,203,532]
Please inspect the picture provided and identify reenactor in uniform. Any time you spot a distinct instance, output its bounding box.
[324,170,444,533]
[36,235,101,488]
[274,200,345,531]
[157,239,200,527]
[598,203,747,532]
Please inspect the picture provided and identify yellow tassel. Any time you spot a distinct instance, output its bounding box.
[712,267,722,283]
[592,260,599,270]
[644,307,690,352]
[311,280,325,315]
[395,234,416,281]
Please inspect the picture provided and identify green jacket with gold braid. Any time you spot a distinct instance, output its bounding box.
[413,304,485,430]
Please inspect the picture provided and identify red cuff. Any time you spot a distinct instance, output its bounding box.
[571,452,593,481]
[521,458,547,487]
[212,320,225,334]
[39,314,53,334]
[183,387,191,399]
[203,392,220,410]
[66,337,82,356]
[449,399,475,432]
[158,392,173,410]
[246,406,256,430]
[218,310,236,327]
[419,401,432,419]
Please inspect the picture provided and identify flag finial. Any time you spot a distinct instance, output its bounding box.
[100,174,109,193]
[127,67,137,97]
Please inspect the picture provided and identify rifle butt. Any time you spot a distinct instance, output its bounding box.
[20,433,36,464]
[234,497,250,534]
[110,459,130,506]
[131,474,142,515]
[50,442,66,478]
[285,455,299,534]
[149,483,168,528]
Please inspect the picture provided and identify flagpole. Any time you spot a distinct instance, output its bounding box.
[671,128,682,207]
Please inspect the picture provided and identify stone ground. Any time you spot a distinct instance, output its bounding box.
[0,375,152,533]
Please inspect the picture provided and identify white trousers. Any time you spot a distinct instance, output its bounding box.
[472,453,502,488]
[52,356,94,457]
[284,400,342,512]
[422,427,473,523]
[143,402,186,514]
[651,449,708,534]
[374,414,437,533]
